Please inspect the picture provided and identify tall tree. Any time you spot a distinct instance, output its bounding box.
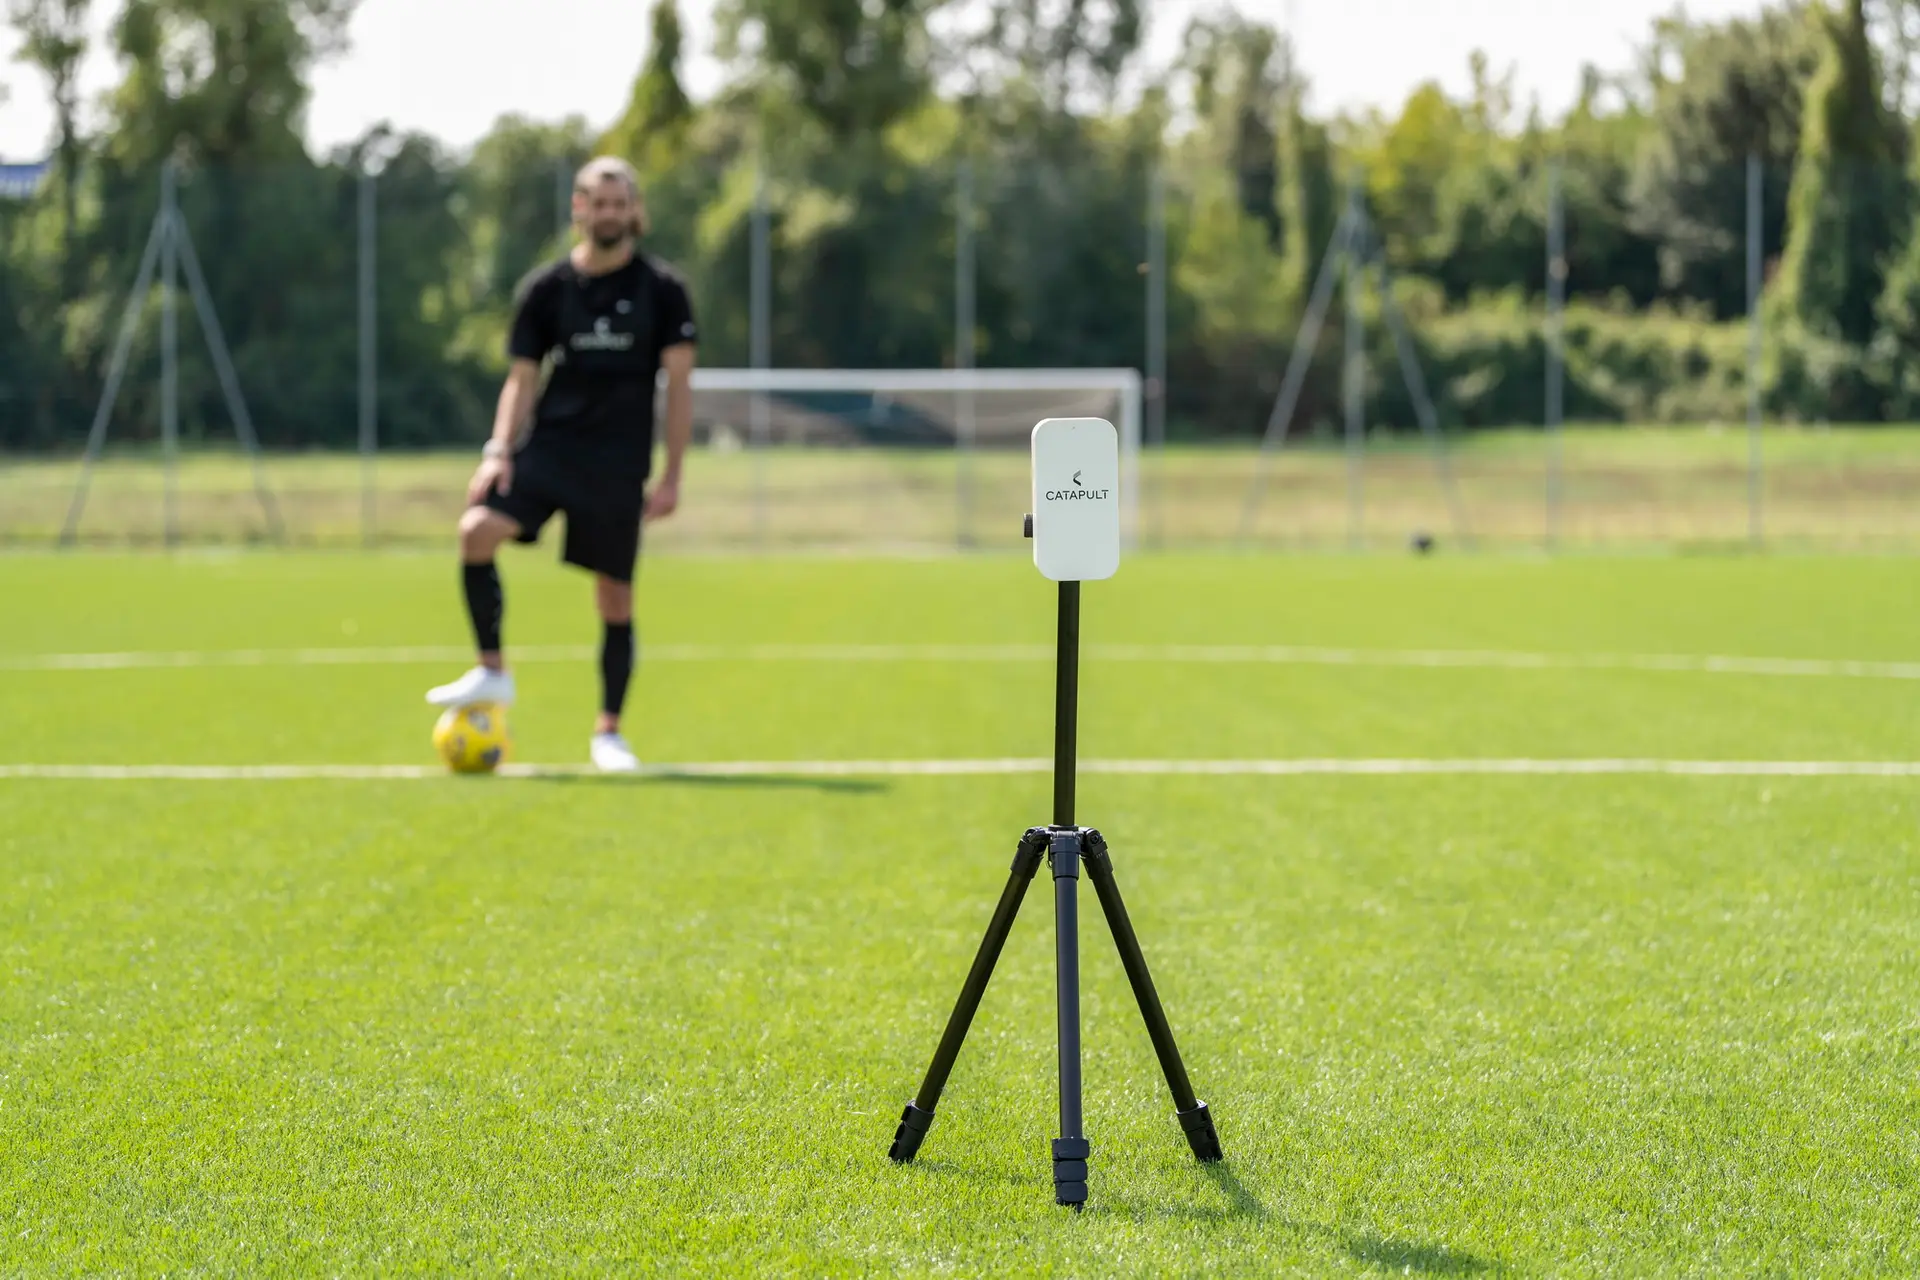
[462,113,595,306]
[8,0,89,294]
[1772,0,1906,344]
[945,0,1142,115]
[1556,64,1662,308]
[1626,3,1819,318]
[106,0,357,169]
[83,0,360,446]
[716,0,935,140]
[1180,10,1283,245]
[600,0,695,177]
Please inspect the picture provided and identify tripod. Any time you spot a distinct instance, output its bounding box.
[62,158,284,547]
[887,569,1222,1208]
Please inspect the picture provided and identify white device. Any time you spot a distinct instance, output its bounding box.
[1029,417,1121,582]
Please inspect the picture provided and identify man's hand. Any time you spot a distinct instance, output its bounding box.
[468,455,513,506]
[644,474,680,522]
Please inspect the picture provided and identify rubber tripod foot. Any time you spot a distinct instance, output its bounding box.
[1177,1101,1223,1162]
[1053,1137,1090,1206]
[889,1102,935,1163]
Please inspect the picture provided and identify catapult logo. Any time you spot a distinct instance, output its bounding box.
[1045,469,1111,502]
[571,316,635,352]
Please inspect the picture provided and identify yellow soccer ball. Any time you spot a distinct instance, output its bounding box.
[433,702,510,774]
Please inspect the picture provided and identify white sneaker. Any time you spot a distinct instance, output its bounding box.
[591,731,641,773]
[426,665,516,708]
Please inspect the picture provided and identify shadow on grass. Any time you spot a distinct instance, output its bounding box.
[929,1158,1496,1274]
[1205,1165,1493,1274]
[1341,1231,1492,1275]
[521,771,889,795]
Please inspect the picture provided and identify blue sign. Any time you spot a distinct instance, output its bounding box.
[0,161,52,199]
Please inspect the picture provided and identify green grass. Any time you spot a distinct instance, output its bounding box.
[9,422,1920,551]
[5,548,1920,1275]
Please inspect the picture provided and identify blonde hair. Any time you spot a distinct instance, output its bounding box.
[573,155,648,238]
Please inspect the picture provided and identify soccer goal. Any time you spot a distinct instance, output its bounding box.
[667,367,1143,552]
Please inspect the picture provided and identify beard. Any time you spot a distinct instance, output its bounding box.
[590,224,629,250]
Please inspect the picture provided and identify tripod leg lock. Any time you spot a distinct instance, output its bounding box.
[1051,1137,1090,1206]
[888,1102,936,1163]
[1013,828,1050,875]
[1176,1100,1223,1162]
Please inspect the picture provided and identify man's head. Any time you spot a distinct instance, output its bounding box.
[572,156,648,251]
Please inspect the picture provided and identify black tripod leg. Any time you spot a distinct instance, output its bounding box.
[889,828,1049,1163]
[1082,831,1223,1162]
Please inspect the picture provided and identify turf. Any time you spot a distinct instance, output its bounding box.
[4,548,1920,1275]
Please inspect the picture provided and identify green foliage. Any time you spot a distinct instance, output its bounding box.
[1773,0,1908,343]
[1627,4,1818,316]
[18,0,1920,450]
[599,0,695,177]
[715,0,936,138]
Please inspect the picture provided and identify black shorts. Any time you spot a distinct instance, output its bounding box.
[480,432,648,582]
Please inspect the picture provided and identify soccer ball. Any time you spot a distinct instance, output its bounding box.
[433,702,510,774]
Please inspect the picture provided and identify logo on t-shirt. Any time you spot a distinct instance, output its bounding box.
[572,316,635,352]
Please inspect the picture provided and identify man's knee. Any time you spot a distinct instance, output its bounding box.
[595,576,633,622]
[460,506,517,561]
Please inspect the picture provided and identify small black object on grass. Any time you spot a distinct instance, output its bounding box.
[1410,530,1435,555]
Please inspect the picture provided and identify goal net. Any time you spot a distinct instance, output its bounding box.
[664,367,1142,552]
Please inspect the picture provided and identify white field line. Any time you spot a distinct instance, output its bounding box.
[5,641,1920,681]
[3,758,1920,781]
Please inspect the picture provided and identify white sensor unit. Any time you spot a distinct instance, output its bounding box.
[1030,417,1121,582]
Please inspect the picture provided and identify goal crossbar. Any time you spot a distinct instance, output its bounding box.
[677,367,1144,547]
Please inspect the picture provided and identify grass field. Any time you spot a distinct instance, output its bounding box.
[5,546,1920,1275]
[10,424,1920,551]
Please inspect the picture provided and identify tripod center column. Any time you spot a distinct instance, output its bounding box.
[1053,580,1081,829]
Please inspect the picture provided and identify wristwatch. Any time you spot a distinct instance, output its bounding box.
[482,439,508,460]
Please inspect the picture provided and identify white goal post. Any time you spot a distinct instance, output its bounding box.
[672,367,1144,549]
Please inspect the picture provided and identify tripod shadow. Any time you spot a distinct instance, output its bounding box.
[521,771,888,796]
[1339,1231,1492,1276]
[1096,1163,1493,1275]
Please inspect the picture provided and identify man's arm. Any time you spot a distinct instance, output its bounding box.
[492,359,541,448]
[646,342,696,520]
[470,268,553,504]
[468,359,540,503]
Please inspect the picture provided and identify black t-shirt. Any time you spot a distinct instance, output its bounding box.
[507,253,696,460]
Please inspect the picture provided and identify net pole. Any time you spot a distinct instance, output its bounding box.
[1146,163,1167,549]
[751,152,771,550]
[161,158,179,548]
[955,157,976,550]
[1546,157,1566,549]
[359,167,377,546]
[1120,373,1142,550]
[1747,151,1763,548]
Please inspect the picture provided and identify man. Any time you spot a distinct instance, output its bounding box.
[425,155,696,773]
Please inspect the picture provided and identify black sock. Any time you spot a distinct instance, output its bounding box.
[600,622,634,718]
[463,562,503,654]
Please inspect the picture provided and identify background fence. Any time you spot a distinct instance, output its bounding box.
[5,147,1920,553]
